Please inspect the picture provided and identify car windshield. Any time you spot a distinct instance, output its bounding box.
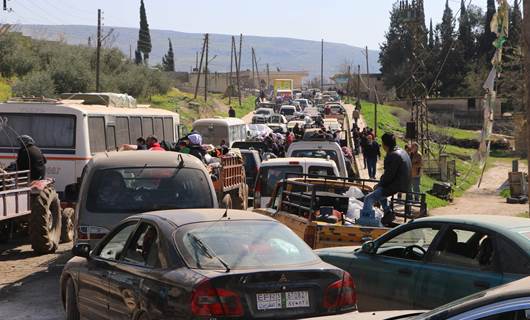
[175,220,318,270]
[86,167,213,213]
[291,149,339,166]
[281,108,295,115]
[256,109,271,115]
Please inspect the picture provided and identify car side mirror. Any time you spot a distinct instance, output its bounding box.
[72,243,91,259]
[361,241,375,254]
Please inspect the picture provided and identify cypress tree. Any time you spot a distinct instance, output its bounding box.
[458,0,473,60]
[428,19,434,49]
[437,0,461,95]
[137,0,152,64]
[478,0,496,61]
[162,39,175,72]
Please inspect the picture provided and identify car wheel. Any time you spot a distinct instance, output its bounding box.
[65,278,80,320]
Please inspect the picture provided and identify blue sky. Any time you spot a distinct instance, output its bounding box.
[2,0,486,49]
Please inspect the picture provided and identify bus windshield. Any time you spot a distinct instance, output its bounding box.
[0,113,75,148]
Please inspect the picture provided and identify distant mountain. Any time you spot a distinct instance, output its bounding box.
[14,24,380,79]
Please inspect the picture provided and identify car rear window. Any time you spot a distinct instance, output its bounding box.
[308,166,334,176]
[175,220,318,270]
[281,108,295,115]
[291,150,339,166]
[86,167,213,213]
[260,165,303,197]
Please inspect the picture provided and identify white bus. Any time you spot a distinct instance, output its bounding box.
[0,94,181,197]
[192,117,246,147]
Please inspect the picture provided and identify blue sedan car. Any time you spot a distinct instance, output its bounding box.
[316,215,530,311]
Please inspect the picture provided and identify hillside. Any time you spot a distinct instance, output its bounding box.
[14,24,380,78]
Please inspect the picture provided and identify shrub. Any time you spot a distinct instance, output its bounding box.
[12,71,56,97]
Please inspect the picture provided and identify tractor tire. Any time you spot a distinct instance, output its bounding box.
[30,186,62,254]
[60,208,75,243]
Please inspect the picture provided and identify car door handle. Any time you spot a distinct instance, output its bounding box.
[474,281,490,289]
[398,268,412,276]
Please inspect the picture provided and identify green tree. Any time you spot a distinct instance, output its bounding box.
[161,38,175,72]
[137,0,152,64]
[436,0,464,96]
[13,71,56,97]
[478,0,496,62]
[457,0,474,60]
[498,0,524,112]
[428,19,434,49]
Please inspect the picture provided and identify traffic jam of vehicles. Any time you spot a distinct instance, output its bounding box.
[1,88,530,320]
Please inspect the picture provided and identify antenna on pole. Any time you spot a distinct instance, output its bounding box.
[96,9,102,92]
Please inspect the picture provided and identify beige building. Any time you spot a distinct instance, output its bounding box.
[188,70,309,93]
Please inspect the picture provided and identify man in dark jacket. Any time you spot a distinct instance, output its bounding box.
[228,106,236,118]
[363,134,380,179]
[358,133,411,227]
[16,135,47,181]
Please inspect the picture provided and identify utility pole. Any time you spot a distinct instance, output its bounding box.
[194,35,206,99]
[253,48,261,89]
[523,0,530,212]
[266,63,270,91]
[3,0,7,11]
[357,64,361,100]
[251,48,255,89]
[233,36,242,106]
[204,33,209,102]
[129,44,132,60]
[365,45,377,136]
[195,51,199,70]
[228,38,234,105]
[238,34,243,106]
[96,9,102,92]
[320,39,324,91]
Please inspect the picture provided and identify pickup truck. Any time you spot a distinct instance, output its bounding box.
[253,174,427,249]
[287,139,353,178]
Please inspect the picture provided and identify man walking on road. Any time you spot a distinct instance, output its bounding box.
[228,106,236,118]
[409,142,422,200]
[357,133,411,227]
[363,134,380,179]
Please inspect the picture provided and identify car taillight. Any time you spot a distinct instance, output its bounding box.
[191,279,244,317]
[77,226,110,240]
[323,272,356,310]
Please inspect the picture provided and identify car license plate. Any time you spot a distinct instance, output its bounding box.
[256,291,310,310]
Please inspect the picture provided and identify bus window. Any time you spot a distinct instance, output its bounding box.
[0,113,75,149]
[163,118,174,142]
[154,117,164,140]
[130,117,142,142]
[106,126,117,151]
[116,117,130,146]
[88,116,106,153]
[142,117,154,137]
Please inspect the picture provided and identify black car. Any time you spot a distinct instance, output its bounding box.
[61,209,357,319]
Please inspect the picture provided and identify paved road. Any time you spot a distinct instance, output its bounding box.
[0,238,71,320]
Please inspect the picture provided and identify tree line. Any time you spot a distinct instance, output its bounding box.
[0,0,178,99]
[380,0,524,111]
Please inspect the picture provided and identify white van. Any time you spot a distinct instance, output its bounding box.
[0,94,181,196]
[192,117,246,147]
[287,140,348,177]
[253,157,339,209]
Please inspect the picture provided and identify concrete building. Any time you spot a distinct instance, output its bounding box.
[388,97,504,130]
[188,70,309,94]
[331,73,390,101]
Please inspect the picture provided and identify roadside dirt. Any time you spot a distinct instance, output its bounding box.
[0,239,71,289]
[431,161,528,217]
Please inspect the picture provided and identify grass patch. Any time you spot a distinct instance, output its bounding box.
[150,88,255,128]
[430,125,479,140]
[500,188,511,199]
[359,99,493,211]
[517,212,529,218]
